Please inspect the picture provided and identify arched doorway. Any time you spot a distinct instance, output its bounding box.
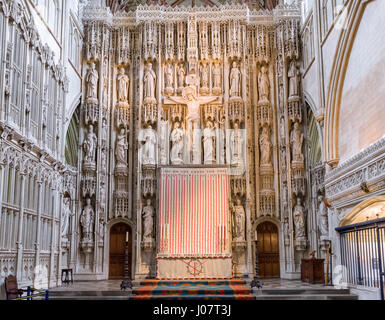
[109,223,132,279]
[257,221,280,278]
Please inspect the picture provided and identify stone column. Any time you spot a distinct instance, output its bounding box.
[33,180,43,288]
[49,185,59,287]
[16,173,26,280]
[56,190,64,286]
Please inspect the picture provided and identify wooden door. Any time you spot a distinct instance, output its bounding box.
[109,223,132,279]
[257,222,280,278]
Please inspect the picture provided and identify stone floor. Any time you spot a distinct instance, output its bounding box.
[52,280,123,292]
[52,278,325,292]
[48,279,358,300]
[258,278,325,289]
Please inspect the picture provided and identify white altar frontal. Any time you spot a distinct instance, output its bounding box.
[157,167,232,279]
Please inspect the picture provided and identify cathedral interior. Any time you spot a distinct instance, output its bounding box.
[0,0,385,300]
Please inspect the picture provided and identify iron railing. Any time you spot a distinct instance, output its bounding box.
[336,218,385,300]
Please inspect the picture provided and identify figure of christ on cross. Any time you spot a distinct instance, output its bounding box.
[166,85,219,163]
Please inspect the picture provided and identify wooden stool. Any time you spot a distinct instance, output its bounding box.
[61,269,73,286]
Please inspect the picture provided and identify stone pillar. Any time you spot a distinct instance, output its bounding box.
[16,173,26,280]
[56,191,64,286]
[33,180,43,288]
[49,186,58,287]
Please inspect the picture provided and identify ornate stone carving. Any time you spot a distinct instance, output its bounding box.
[61,197,71,240]
[159,120,169,165]
[288,60,299,98]
[170,122,184,165]
[80,198,95,243]
[141,165,156,198]
[290,122,304,167]
[259,126,272,167]
[86,62,99,104]
[258,65,270,103]
[177,63,186,94]
[115,128,128,170]
[232,199,245,242]
[230,61,241,98]
[293,197,306,240]
[143,62,157,104]
[212,62,222,95]
[283,216,290,246]
[139,126,157,165]
[117,67,130,104]
[164,62,174,96]
[200,63,209,95]
[230,123,244,166]
[83,125,97,170]
[166,82,218,163]
[318,196,329,241]
[142,199,154,242]
[203,121,216,165]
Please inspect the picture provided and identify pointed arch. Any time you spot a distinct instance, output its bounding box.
[323,0,373,167]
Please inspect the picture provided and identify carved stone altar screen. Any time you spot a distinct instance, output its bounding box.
[157,167,231,279]
[79,2,310,280]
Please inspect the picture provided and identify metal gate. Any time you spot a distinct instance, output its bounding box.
[336,218,385,300]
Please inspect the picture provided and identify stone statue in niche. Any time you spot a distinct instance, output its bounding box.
[293,197,306,239]
[83,125,97,165]
[290,122,304,165]
[177,63,186,92]
[61,197,71,239]
[200,63,209,94]
[165,62,174,94]
[170,122,184,165]
[115,128,128,168]
[117,67,130,103]
[212,62,222,94]
[86,62,99,101]
[159,120,169,165]
[318,195,329,239]
[80,197,94,241]
[233,199,245,242]
[143,62,157,102]
[259,126,272,166]
[230,123,244,166]
[203,121,216,164]
[140,125,157,165]
[258,65,270,103]
[288,60,299,98]
[142,199,154,242]
[230,61,241,98]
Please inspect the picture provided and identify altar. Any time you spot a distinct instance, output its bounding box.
[157,167,232,279]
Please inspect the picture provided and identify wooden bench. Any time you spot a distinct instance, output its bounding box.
[5,275,35,300]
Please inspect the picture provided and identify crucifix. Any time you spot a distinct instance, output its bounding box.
[164,75,220,164]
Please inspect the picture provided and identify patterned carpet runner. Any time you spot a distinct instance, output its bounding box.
[131,280,254,300]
